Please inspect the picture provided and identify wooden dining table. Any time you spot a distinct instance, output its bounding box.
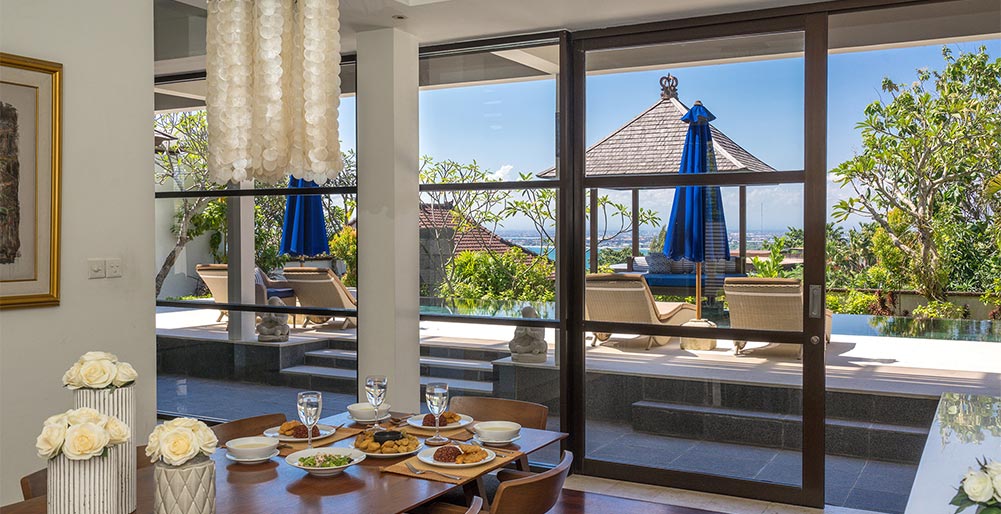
[1,411,568,514]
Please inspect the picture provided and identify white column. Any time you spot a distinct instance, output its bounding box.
[356,28,420,412]
[227,181,256,341]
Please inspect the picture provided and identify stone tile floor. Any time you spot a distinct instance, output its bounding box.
[158,374,916,513]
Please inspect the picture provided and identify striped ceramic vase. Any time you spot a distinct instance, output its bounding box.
[47,453,122,514]
[74,385,136,514]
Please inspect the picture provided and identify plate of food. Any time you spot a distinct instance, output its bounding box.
[285,448,365,477]
[417,444,495,468]
[263,420,336,442]
[406,412,472,430]
[353,429,423,458]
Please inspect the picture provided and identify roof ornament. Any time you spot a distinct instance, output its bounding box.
[660,74,679,100]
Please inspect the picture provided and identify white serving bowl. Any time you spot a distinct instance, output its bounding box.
[473,421,522,442]
[347,402,391,420]
[285,447,365,477]
[226,436,279,460]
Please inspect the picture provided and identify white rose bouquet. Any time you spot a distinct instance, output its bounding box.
[146,418,217,467]
[952,457,1001,513]
[62,351,138,390]
[36,407,130,460]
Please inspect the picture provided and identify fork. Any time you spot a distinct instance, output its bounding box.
[405,461,463,481]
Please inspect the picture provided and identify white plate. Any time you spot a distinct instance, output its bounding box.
[406,414,473,430]
[348,413,392,425]
[359,441,424,459]
[473,435,521,447]
[225,449,278,465]
[285,447,365,477]
[416,447,495,468]
[262,424,336,442]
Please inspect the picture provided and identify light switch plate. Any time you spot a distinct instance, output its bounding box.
[106,258,122,278]
[88,258,106,279]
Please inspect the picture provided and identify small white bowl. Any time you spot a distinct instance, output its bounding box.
[347,402,391,421]
[285,447,365,477]
[473,421,522,442]
[226,436,279,460]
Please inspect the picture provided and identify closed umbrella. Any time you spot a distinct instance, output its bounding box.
[280,177,329,265]
[663,101,730,320]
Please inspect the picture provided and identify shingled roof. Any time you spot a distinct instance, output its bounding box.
[419,203,539,258]
[537,76,774,178]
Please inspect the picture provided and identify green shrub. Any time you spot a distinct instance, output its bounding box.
[827,290,879,314]
[329,226,358,287]
[912,300,967,320]
[444,249,555,301]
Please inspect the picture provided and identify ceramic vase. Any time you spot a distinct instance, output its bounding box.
[47,453,121,514]
[154,456,216,514]
[74,384,136,513]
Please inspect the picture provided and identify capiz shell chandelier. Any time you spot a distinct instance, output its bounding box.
[206,0,342,184]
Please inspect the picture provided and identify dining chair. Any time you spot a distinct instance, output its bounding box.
[450,397,549,471]
[429,451,573,514]
[21,445,152,500]
[210,413,286,446]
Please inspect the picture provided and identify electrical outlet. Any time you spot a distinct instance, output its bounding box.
[106,258,122,278]
[88,258,106,279]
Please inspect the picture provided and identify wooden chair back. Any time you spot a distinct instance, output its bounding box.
[211,413,287,446]
[465,496,483,514]
[21,445,151,500]
[491,451,573,514]
[449,397,549,430]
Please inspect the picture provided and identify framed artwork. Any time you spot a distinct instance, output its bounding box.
[0,53,61,309]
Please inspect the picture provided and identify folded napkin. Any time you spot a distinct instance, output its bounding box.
[401,425,475,441]
[380,447,523,485]
[278,426,365,456]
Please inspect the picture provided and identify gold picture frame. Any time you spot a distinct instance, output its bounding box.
[0,53,61,309]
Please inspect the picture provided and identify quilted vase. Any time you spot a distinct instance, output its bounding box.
[74,385,136,513]
[154,456,216,514]
[47,453,122,514]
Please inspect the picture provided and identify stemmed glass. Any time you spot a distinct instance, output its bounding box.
[297,391,322,449]
[425,382,449,446]
[365,375,388,424]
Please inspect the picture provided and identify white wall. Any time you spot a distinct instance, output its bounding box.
[0,0,155,506]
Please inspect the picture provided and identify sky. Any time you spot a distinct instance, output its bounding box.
[336,37,999,233]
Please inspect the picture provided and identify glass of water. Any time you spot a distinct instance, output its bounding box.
[425,382,449,445]
[365,375,388,424]
[297,391,322,449]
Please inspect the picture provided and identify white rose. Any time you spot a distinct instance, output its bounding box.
[986,460,1001,478]
[62,362,84,389]
[36,423,66,459]
[44,411,70,427]
[145,426,163,463]
[963,469,995,503]
[112,362,138,387]
[104,417,130,445]
[80,351,118,363]
[993,473,1001,503]
[158,427,199,466]
[67,407,109,427]
[166,417,201,430]
[192,425,218,455]
[79,359,116,389]
[62,423,110,460]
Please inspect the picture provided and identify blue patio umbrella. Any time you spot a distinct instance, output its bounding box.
[280,176,329,264]
[663,101,730,319]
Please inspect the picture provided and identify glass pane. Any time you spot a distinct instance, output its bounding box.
[826,3,1000,511]
[584,327,804,487]
[419,45,558,182]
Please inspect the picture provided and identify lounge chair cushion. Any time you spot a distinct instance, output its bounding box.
[646,252,671,273]
[266,287,295,299]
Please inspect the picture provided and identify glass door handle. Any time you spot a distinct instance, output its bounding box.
[808,284,823,318]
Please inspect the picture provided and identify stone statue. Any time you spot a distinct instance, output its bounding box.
[508,306,547,363]
[257,297,290,342]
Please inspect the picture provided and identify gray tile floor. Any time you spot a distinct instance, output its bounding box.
[157,374,916,513]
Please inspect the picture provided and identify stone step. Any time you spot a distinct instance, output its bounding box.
[304,350,496,382]
[280,365,495,397]
[420,341,510,363]
[631,400,927,464]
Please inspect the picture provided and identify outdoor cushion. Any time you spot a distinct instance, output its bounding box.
[646,252,671,273]
[670,259,696,274]
[643,273,747,288]
[266,287,296,299]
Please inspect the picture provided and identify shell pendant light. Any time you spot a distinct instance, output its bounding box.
[206,0,342,184]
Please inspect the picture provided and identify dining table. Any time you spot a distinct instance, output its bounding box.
[1,410,568,514]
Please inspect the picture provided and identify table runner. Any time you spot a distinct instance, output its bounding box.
[278,426,365,456]
[381,447,523,485]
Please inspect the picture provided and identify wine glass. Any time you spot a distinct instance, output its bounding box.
[365,375,388,423]
[425,382,449,446]
[297,391,322,449]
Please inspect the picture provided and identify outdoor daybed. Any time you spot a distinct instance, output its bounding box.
[584,273,698,350]
[284,267,358,329]
[724,277,832,359]
[194,264,296,321]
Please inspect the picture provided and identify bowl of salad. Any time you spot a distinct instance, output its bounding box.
[285,447,366,477]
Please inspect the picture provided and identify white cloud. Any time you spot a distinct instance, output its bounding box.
[491,164,515,181]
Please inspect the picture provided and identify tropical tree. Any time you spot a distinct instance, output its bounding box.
[832,47,1001,301]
